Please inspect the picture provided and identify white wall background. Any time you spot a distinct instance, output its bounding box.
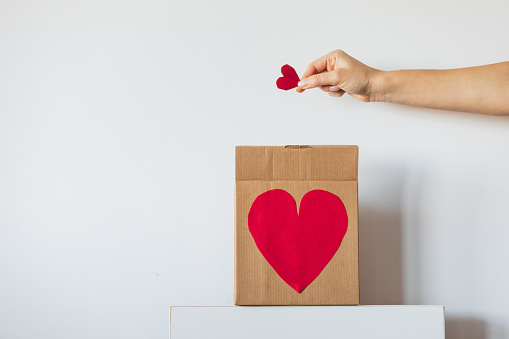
[1,0,508,338]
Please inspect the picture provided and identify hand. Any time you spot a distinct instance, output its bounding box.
[297,50,381,102]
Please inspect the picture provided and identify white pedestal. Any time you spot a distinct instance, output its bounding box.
[170,305,444,339]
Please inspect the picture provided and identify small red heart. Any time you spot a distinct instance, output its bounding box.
[248,189,348,293]
[276,64,300,90]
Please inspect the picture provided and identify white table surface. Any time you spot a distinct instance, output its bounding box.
[170,305,445,339]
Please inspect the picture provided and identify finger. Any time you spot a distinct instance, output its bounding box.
[320,85,332,92]
[301,54,329,80]
[298,71,339,90]
[328,90,345,97]
[299,54,328,93]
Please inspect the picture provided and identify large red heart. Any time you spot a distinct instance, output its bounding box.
[248,189,348,293]
[276,64,300,90]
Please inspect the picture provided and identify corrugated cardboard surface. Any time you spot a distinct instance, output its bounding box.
[235,146,359,305]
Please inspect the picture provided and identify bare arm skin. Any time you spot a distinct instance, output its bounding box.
[297,50,509,116]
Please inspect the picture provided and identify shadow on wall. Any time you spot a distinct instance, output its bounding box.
[446,318,486,339]
[358,164,422,305]
[359,205,404,305]
[358,165,500,339]
[358,164,406,305]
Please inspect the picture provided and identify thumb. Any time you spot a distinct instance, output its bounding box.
[298,71,339,89]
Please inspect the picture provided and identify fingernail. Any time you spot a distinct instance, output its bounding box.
[329,86,340,92]
[298,80,308,87]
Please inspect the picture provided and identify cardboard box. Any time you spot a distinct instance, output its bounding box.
[235,145,359,305]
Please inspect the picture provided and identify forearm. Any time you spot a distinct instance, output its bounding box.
[373,62,509,115]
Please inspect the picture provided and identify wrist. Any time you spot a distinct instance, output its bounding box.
[369,69,391,103]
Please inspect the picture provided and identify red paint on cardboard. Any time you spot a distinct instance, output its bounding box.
[248,189,348,293]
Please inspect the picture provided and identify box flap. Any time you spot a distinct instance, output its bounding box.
[235,145,358,181]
